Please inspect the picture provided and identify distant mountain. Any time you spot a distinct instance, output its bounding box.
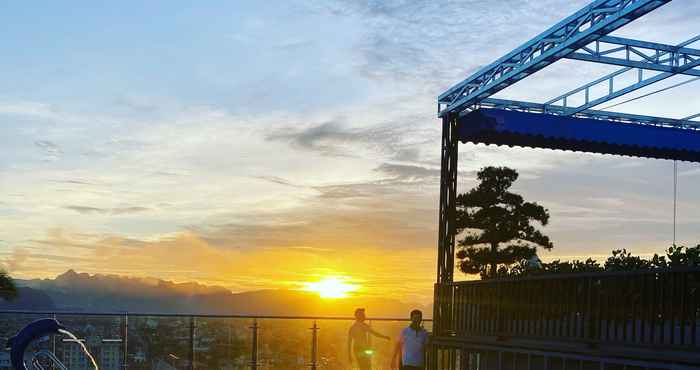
[0,287,55,310]
[12,270,428,318]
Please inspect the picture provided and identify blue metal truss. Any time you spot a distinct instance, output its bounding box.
[480,97,700,130]
[564,36,700,76]
[546,35,700,115]
[438,0,699,132]
[438,0,671,117]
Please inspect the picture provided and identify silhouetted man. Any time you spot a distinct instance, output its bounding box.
[348,308,390,370]
[392,309,429,370]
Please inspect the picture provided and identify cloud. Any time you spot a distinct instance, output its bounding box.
[34,140,63,161]
[374,163,440,183]
[266,120,372,156]
[264,117,439,164]
[2,248,30,272]
[51,179,101,186]
[63,205,151,215]
[25,227,437,301]
[254,176,304,188]
[304,0,585,91]
[307,162,444,201]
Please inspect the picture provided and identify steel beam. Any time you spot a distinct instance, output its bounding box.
[438,0,671,116]
[684,112,700,120]
[437,114,458,284]
[435,114,458,337]
[595,35,700,56]
[481,98,700,130]
[546,35,700,114]
[566,52,700,76]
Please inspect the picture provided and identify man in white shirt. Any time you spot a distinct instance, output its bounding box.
[392,309,429,370]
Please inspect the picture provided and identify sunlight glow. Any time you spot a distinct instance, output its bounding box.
[303,277,359,299]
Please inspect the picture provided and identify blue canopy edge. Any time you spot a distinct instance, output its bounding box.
[458,109,700,162]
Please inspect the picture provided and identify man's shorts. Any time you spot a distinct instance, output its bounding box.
[354,351,371,370]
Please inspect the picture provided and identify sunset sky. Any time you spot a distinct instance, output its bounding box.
[1,1,700,304]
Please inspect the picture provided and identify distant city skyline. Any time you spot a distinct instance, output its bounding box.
[2,1,700,304]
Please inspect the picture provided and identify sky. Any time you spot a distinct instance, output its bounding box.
[1,1,700,304]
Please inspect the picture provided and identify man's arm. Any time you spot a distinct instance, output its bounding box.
[368,326,390,340]
[347,329,353,364]
[391,337,402,369]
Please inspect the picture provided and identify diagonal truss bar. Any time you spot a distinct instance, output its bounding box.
[546,35,700,114]
[684,113,700,120]
[481,97,700,130]
[437,0,671,117]
[595,35,700,56]
[566,37,700,76]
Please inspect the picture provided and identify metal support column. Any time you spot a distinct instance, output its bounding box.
[309,320,319,370]
[435,113,459,331]
[250,319,259,370]
[122,313,128,370]
[52,313,57,370]
[436,113,459,284]
[189,316,196,370]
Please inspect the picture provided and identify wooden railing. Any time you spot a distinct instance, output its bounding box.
[433,268,700,348]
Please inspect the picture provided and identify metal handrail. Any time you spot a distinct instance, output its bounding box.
[0,310,431,321]
[2,310,432,370]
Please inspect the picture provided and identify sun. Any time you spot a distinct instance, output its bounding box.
[303,277,359,299]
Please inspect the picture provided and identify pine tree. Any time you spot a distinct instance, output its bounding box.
[455,166,553,279]
[0,270,17,300]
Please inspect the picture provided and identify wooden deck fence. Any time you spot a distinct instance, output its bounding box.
[433,268,700,348]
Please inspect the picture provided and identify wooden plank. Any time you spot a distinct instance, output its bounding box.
[660,273,666,344]
[692,272,698,346]
[670,272,677,345]
[651,274,657,345]
[630,275,636,343]
[640,273,647,344]
[680,272,687,346]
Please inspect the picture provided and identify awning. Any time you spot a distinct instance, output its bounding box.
[458,109,700,162]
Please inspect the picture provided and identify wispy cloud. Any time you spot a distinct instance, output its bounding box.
[34,140,63,161]
[63,205,151,215]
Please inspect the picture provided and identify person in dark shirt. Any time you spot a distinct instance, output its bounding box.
[348,308,390,370]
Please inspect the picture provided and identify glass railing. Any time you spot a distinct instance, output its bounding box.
[0,311,432,370]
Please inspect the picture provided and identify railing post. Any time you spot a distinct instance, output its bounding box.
[189,316,196,370]
[496,281,503,335]
[250,319,259,370]
[309,320,319,370]
[587,277,595,341]
[122,312,129,370]
[433,284,441,335]
[52,313,57,370]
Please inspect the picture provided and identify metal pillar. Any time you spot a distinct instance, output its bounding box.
[436,113,459,284]
[122,313,128,370]
[309,320,319,370]
[250,319,259,370]
[189,316,196,370]
[434,113,459,336]
[51,313,57,370]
